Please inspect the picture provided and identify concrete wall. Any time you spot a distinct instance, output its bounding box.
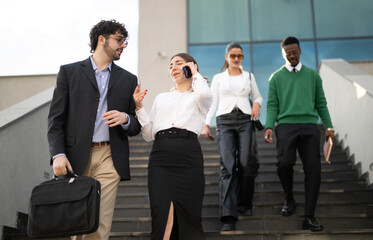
[320,59,373,185]
[0,88,54,235]
[138,0,187,112]
[0,74,56,111]
[350,61,373,76]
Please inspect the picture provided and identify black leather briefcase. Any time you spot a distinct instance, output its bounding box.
[27,170,101,238]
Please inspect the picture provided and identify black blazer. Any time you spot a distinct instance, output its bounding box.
[47,57,141,180]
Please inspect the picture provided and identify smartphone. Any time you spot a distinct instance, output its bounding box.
[182,66,192,78]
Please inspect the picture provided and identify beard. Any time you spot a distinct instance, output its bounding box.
[103,41,121,61]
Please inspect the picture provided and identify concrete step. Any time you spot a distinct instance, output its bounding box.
[117,180,368,195]
[109,215,373,232]
[113,202,373,218]
[109,230,373,240]
[126,170,362,184]
[127,162,359,176]
[128,154,351,166]
[114,190,373,205]
[114,127,373,239]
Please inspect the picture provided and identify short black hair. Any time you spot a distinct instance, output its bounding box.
[281,36,300,49]
[89,19,128,53]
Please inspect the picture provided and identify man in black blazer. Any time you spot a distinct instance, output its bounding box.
[48,20,141,240]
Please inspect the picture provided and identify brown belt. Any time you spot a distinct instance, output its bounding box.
[91,141,110,147]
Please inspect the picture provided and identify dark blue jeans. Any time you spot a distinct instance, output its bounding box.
[216,108,259,222]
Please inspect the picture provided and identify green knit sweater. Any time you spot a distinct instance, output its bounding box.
[265,65,333,129]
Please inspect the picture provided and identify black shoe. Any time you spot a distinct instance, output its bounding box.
[238,206,253,216]
[303,217,323,231]
[281,199,296,216]
[221,222,236,231]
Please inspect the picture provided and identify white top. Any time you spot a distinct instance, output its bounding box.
[205,69,263,125]
[229,74,244,95]
[136,73,212,142]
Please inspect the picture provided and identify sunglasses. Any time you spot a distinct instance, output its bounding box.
[228,54,244,60]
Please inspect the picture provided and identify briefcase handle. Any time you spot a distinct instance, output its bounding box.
[53,168,78,181]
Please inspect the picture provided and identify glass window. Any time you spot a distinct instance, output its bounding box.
[188,0,250,44]
[250,0,314,41]
[317,38,373,62]
[314,0,373,38]
[252,41,316,124]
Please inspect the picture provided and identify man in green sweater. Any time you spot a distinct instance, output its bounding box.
[264,36,335,231]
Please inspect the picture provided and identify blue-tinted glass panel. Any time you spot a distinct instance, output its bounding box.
[314,0,373,38]
[189,44,251,126]
[317,38,373,62]
[252,41,316,124]
[251,0,313,41]
[188,0,250,44]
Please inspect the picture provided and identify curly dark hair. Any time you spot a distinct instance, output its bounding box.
[170,53,199,72]
[281,36,300,49]
[89,19,128,53]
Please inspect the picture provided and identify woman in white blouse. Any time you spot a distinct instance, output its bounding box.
[201,42,263,231]
[133,53,212,240]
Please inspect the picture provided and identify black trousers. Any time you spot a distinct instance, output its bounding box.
[216,109,259,222]
[275,123,321,217]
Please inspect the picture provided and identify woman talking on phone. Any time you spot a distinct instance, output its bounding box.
[202,42,263,231]
[133,53,212,240]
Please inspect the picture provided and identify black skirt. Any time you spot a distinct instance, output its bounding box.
[148,128,205,240]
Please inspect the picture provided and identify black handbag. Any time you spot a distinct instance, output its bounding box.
[253,119,264,131]
[27,170,101,238]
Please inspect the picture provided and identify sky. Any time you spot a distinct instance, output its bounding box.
[0,0,139,76]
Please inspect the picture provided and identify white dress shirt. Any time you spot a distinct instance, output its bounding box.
[285,61,302,72]
[136,73,212,142]
[205,69,263,125]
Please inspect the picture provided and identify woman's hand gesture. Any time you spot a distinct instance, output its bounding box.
[133,85,147,110]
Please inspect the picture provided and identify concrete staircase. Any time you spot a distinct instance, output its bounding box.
[109,127,373,240]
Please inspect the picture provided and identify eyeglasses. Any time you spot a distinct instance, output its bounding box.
[106,36,128,46]
[228,54,244,60]
[284,50,300,57]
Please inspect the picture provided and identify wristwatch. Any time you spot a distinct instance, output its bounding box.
[326,128,334,132]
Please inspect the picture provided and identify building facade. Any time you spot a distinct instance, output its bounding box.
[187,0,373,124]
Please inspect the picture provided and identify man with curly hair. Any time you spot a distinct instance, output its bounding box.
[48,19,141,239]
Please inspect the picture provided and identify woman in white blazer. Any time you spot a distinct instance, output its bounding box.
[202,42,263,231]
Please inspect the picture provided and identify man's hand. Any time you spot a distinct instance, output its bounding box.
[326,129,335,141]
[53,155,73,176]
[264,128,273,143]
[103,110,128,127]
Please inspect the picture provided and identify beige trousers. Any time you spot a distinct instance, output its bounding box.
[71,144,121,240]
